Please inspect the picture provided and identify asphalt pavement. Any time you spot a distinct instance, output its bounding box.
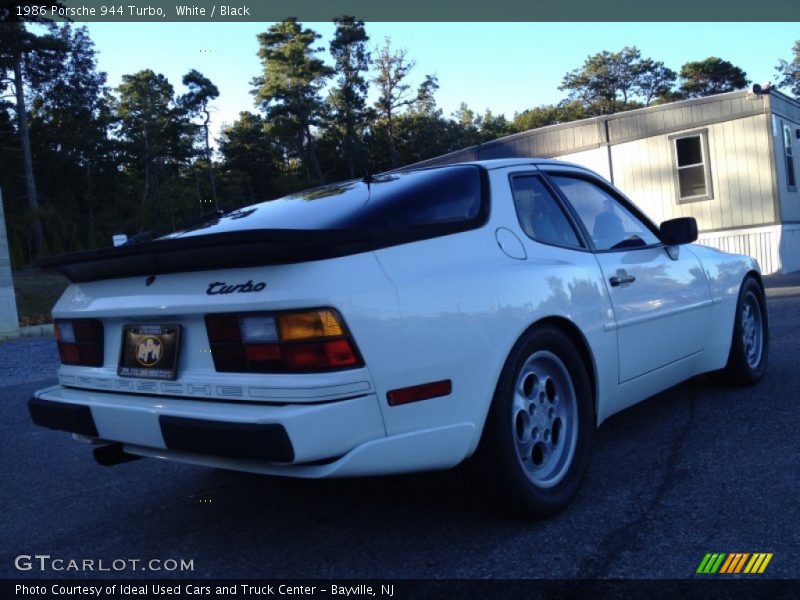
[1,273,798,580]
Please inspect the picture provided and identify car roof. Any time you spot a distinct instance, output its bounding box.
[413,157,597,173]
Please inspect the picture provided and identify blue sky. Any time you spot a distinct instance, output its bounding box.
[83,22,799,141]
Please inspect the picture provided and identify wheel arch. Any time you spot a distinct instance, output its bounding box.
[746,269,764,291]
[480,316,599,432]
[532,316,598,423]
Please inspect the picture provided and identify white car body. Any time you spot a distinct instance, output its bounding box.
[31,159,761,483]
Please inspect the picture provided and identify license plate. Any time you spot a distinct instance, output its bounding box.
[118,324,181,380]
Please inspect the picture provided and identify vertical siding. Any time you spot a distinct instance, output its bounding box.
[770,110,800,222]
[694,224,800,275]
[558,147,612,181]
[609,114,775,231]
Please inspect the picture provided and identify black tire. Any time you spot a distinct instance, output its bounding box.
[719,276,769,386]
[473,326,594,518]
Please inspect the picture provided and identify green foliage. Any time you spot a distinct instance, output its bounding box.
[218,111,286,202]
[415,74,440,116]
[679,57,748,98]
[776,40,800,98]
[180,69,220,208]
[253,18,333,183]
[372,38,416,168]
[477,109,512,140]
[116,69,196,230]
[512,101,589,132]
[560,47,676,115]
[181,69,219,113]
[0,20,68,258]
[327,16,370,178]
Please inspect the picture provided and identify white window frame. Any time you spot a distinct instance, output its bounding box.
[670,129,714,204]
[783,123,797,191]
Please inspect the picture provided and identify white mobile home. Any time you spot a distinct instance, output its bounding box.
[414,90,800,274]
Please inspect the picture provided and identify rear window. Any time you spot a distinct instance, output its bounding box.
[172,165,485,238]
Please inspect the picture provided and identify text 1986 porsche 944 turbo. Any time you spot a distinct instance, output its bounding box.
[30,158,768,516]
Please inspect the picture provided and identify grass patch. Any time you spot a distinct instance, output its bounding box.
[12,268,70,326]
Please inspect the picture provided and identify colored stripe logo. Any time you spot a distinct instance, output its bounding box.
[696,552,773,574]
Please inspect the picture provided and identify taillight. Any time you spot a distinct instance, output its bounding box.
[54,319,104,366]
[205,309,363,373]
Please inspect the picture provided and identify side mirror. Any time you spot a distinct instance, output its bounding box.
[659,217,698,245]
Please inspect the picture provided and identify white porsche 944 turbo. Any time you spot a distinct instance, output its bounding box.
[30,159,769,516]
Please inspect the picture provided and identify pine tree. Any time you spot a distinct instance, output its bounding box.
[180,69,220,209]
[253,18,333,184]
[679,57,748,98]
[372,38,415,169]
[776,41,800,98]
[0,21,66,258]
[328,16,370,179]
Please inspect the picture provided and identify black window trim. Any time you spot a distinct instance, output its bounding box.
[506,170,590,252]
[541,169,667,255]
[669,128,714,204]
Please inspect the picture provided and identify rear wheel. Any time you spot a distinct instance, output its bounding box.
[719,276,769,385]
[475,326,594,517]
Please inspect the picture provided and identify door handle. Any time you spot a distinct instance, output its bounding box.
[609,274,636,286]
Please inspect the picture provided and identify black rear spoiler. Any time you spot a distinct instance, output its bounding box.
[37,223,473,283]
[37,229,378,283]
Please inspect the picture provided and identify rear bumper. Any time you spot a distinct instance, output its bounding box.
[29,385,476,477]
[31,385,384,465]
[30,396,294,461]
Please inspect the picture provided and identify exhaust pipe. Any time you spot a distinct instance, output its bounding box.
[93,443,143,466]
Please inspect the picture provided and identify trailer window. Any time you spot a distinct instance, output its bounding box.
[671,130,713,203]
[784,124,797,191]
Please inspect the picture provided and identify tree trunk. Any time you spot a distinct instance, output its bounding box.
[386,110,398,169]
[304,124,324,184]
[12,50,44,259]
[203,107,218,210]
[141,128,150,205]
[86,163,95,246]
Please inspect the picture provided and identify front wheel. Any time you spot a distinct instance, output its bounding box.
[475,326,594,518]
[719,276,769,385]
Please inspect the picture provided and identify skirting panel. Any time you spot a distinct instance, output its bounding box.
[697,224,800,275]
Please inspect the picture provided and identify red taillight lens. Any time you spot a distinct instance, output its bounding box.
[55,319,104,367]
[205,315,241,343]
[323,339,359,367]
[205,309,363,373]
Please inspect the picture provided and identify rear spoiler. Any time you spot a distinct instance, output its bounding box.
[38,223,474,283]
[37,229,375,283]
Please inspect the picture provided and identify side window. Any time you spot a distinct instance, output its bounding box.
[510,175,582,248]
[784,124,797,191]
[549,175,660,251]
[670,130,713,202]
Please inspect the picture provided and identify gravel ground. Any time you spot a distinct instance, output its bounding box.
[0,335,59,386]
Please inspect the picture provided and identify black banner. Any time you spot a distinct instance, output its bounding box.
[3,0,800,22]
[4,579,800,600]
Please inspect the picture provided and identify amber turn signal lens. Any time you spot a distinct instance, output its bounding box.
[278,310,345,341]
